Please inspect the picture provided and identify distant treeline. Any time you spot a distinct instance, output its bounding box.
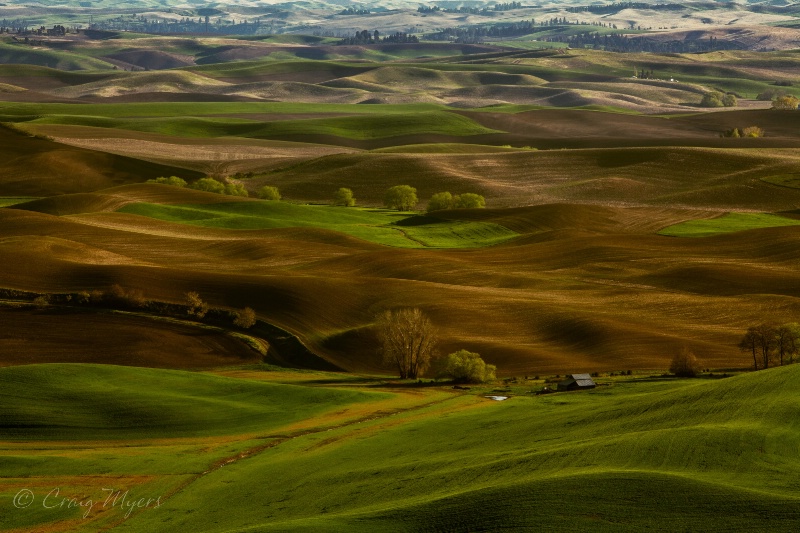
[338,30,419,45]
[418,2,523,14]
[424,19,619,43]
[552,32,747,53]
[87,14,286,35]
[566,2,684,15]
[338,7,370,15]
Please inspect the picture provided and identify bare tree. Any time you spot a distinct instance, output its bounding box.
[740,323,777,370]
[376,308,437,379]
[670,347,701,377]
[739,327,759,370]
[776,323,800,365]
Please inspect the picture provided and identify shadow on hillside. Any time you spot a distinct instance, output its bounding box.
[393,215,447,227]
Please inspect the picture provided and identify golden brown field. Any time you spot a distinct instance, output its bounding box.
[1,43,799,378]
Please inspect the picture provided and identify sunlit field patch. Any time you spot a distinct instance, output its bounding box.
[658,212,800,237]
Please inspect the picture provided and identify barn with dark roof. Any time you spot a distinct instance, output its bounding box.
[557,374,596,391]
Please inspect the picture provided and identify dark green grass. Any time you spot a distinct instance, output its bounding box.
[117,201,518,248]
[5,109,500,140]
[659,212,800,237]
[0,364,381,441]
[0,197,38,207]
[0,101,445,119]
[0,43,114,71]
[117,365,800,532]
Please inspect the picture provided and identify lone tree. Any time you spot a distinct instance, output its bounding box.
[333,187,356,207]
[258,186,281,201]
[376,307,437,379]
[384,185,418,211]
[441,350,496,383]
[233,307,257,329]
[186,291,209,319]
[670,347,701,377]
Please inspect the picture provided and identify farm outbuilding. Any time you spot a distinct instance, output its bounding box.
[558,374,596,391]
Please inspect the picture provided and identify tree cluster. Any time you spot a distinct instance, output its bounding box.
[772,95,800,110]
[258,185,281,201]
[566,2,683,15]
[338,7,370,15]
[440,350,496,383]
[739,323,800,370]
[376,307,496,382]
[700,91,737,108]
[20,285,259,332]
[147,176,188,187]
[721,126,763,138]
[554,33,745,54]
[427,192,486,212]
[424,20,538,43]
[338,30,418,45]
[187,177,249,197]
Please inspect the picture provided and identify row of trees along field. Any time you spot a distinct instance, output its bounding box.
[739,323,800,370]
[383,185,486,211]
[376,308,496,383]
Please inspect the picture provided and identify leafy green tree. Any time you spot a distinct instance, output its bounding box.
[258,186,281,201]
[224,183,248,197]
[721,93,737,107]
[427,192,454,212]
[190,177,225,194]
[455,193,486,209]
[669,347,701,377]
[384,185,418,211]
[700,92,723,108]
[147,176,187,187]
[333,187,356,207]
[441,350,496,383]
[376,308,436,379]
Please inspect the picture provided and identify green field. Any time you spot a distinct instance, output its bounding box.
[3,364,800,531]
[117,201,519,248]
[0,197,37,207]
[5,109,500,141]
[762,174,800,189]
[659,212,800,237]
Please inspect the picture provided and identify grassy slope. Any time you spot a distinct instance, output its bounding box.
[0,364,379,441]
[110,364,800,532]
[659,212,800,237]
[9,110,499,141]
[0,43,114,71]
[117,201,518,249]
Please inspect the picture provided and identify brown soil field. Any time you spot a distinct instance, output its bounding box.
[0,126,204,196]
[0,306,261,368]
[260,146,800,210]
[2,184,800,375]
